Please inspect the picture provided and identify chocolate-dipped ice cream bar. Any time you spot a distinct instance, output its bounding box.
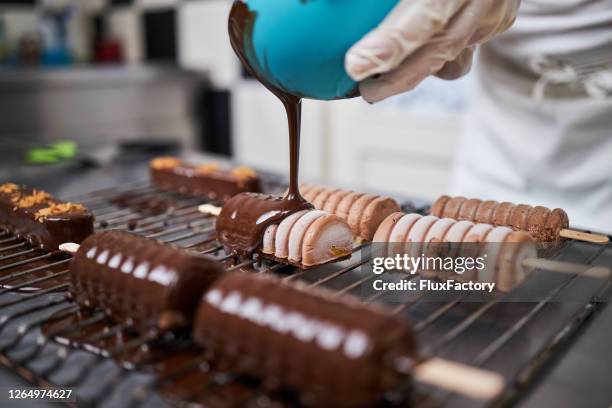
[0,183,94,250]
[63,236,503,403]
[374,213,608,292]
[261,209,353,267]
[430,196,608,244]
[150,157,261,201]
[194,272,503,406]
[297,183,401,241]
[374,213,536,292]
[69,230,223,331]
[216,193,353,268]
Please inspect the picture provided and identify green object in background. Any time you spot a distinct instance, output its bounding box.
[26,140,78,164]
[51,140,77,158]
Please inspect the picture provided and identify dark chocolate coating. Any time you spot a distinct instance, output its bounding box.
[150,161,262,201]
[70,230,223,332]
[0,184,93,250]
[194,272,417,407]
[216,193,312,258]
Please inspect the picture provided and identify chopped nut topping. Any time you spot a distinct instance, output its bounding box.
[232,166,257,180]
[0,183,19,194]
[16,191,52,208]
[196,162,221,175]
[151,157,182,170]
[35,203,86,221]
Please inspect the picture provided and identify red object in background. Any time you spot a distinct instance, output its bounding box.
[95,37,123,63]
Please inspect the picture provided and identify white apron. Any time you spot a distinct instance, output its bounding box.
[450,0,612,233]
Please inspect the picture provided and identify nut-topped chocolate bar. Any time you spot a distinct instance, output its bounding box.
[150,157,262,201]
[0,183,94,250]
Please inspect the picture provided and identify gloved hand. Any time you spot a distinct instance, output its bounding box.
[345,0,521,103]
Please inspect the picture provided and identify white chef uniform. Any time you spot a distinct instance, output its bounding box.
[450,0,612,233]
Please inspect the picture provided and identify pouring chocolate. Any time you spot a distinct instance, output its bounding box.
[219,1,316,258]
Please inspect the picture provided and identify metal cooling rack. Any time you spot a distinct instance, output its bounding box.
[0,180,610,407]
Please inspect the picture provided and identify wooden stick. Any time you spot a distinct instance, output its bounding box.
[559,229,609,244]
[522,258,610,279]
[407,357,504,400]
[198,204,221,216]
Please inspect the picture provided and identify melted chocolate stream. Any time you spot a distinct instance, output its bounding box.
[219,1,312,257]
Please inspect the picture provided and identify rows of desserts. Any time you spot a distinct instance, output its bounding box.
[1,158,607,406]
[374,213,535,292]
[298,183,401,241]
[430,196,569,243]
[1,158,606,265]
[68,230,486,407]
[1,173,599,305]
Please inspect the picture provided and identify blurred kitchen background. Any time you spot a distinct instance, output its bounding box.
[0,0,470,201]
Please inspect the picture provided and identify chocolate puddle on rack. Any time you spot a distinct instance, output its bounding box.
[0,248,70,290]
[39,304,315,407]
[40,309,188,366]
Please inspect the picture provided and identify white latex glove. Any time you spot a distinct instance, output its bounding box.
[345,0,521,103]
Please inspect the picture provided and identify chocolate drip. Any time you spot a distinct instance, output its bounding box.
[194,272,417,407]
[70,230,223,332]
[0,184,94,250]
[219,1,313,257]
[285,98,302,200]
